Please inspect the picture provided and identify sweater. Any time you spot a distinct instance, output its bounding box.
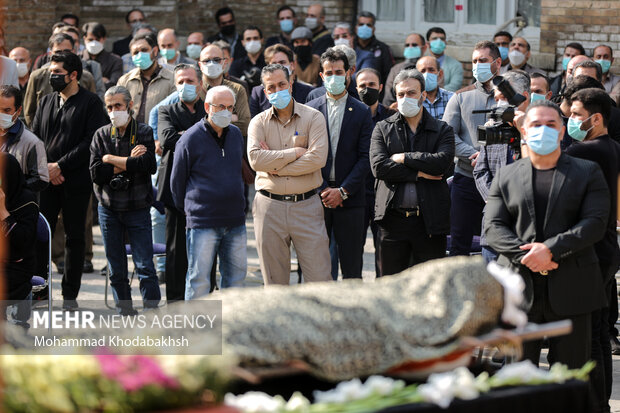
[171,120,245,229]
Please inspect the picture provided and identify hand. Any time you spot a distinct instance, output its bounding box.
[102,154,111,164]
[231,113,239,122]
[102,77,110,84]
[389,102,398,111]
[259,141,270,150]
[113,166,123,174]
[390,153,405,164]
[130,144,147,157]
[294,147,307,158]
[418,171,443,180]
[155,140,163,156]
[50,174,65,186]
[512,110,526,131]
[48,162,61,180]
[469,152,479,167]
[520,243,558,273]
[320,187,343,208]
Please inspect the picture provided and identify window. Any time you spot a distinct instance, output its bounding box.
[424,0,454,23]
[518,0,541,27]
[467,0,496,25]
[377,0,405,22]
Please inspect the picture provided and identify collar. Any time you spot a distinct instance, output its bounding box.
[111,118,138,144]
[269,99,301,123]
[326,92,348,104]
[355,35,378,49]
[4,119,23,147]
[204,116,229,139]
[475,80,495,96]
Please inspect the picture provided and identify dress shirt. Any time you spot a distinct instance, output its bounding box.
[326,92,347,180]
[423,87,454,120]
[248,100,328,195]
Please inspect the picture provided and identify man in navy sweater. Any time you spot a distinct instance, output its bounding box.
[170,85,247,299]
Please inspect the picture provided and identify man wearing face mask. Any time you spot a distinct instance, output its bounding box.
[355,67,394,277]
[416,56,454,121]
[117,33,176,124]
[426,27,463,92]
[306,49,372,280]
[0,85,48,193]
[383,33,427,108]
[186,32,206,61]
[493,31,512,69]
[443,41,502,256]
[248,64,331,285]
[157,28,196,71]
[565,88,620,413]
[266,5,297,50]
[291,27,321,86]
[353,11,394,86]
[31,51,108,310]
[304,3,333,57]
[485,99,609,372]
[81,22,123,89]
[113,8,146,57]
[171,86,247,299]
[530,72,553,103]
[592,45,620,94]
[207,7,246,60]
[549,42,586,98]
[333,23,375,72]
[250,44,313,117]
[90,85,159,315]
[229,26,266,91]
[157,64,206,301]
[500,36,545,76]
[305,44,360,102]
[8,47,31,100]
[370,69,454,277]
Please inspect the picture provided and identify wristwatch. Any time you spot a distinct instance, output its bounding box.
[338,187,348,200]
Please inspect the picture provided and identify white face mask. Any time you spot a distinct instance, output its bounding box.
[201,61,223,79]
[210,109,232,128]
[86,40,104,55]
[0,112,17,130]
[508,50,526,67]
[16,62,29,78]
[244,40,262,55]
[109,110,130,128]
[334,38,350,47]
[397,96,422,118]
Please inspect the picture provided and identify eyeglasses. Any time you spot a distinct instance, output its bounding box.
[200,58,224,64]
[210,103,235,111]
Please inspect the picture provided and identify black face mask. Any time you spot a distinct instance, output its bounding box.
[49,73,69,92]
[294,45,312,63]
[221,24,236,37]
[359,87,379,106]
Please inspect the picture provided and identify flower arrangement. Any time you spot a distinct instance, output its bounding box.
[225,361,595,413]
[1,352,235,412]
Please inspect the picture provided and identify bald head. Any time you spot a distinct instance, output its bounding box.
[158,28,179,51]
[416,56,439,71]
[200,44,223,62]
[307,4,325,17]
[567,55,591,77]
[9,47,30,61]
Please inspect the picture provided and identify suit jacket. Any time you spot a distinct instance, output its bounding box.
[370,109,454,235]
[306,94,372,207]
[484,154,609,316]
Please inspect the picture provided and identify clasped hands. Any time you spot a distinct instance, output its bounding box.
[48,162,64,185]
[519,242,558,273]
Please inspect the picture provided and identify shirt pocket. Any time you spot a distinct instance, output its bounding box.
[293,134,308,148]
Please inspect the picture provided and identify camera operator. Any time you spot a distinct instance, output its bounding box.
[90,85,160,315]
[474,70,530,262]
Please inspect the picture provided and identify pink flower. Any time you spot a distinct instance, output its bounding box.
[95,354,178,392]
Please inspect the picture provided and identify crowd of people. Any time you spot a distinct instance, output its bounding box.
[0,4,619,411]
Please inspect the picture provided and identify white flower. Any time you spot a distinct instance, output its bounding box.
[284,392,310,412]
[224,391,286,413]
[313,378,369,403]
[492,360,549,384]
[364,375,404,396]
[418,367,479,408]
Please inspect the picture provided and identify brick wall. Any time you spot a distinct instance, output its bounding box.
[540,0,620,74]
[2,0,356,57]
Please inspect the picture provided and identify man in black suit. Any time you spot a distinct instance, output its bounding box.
[370,69,454,277]
[112,9,146,57]
[306,49,372,279]
[485,100,609,369]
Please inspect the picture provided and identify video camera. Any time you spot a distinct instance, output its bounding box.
[473,75,526,155]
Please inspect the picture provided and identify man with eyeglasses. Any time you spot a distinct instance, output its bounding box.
[113,9,146,57]
[171,85,247,299]
[353,11,394,85]
[383,33,426,108]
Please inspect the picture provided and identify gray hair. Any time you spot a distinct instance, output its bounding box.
[131,22,157,37]
[331,44,356,68]
[261,63,290,86]
[104,85,132,106]
[333,22,351,33]
[205,85,236,105]
[500,70,531,95]
[393,69,425,92]
[173,63,201,82]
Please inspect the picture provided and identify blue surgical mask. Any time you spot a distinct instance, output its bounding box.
[403,46,421,60]
[595,59,611,74]
[186,44,202,60]
[526,125,560,155]
[280,19,294,33]
[429,38,446,55]
[423,72,438,92]
[160,48,176,61]
[472,62,494,83]
[132,52,153,70]
[567,115,594,142]
[323,75,346,95]
[498,46,509,61]
[177,83,197,102]
[562,56,571,71]
[357,24,373,40]
[530,93,546,103]
[268,88,292,110]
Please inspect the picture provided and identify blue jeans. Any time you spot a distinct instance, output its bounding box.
[185,225,247,299]
[449,173,485,256]
[98,206,161,310]
[150,207,166,272]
